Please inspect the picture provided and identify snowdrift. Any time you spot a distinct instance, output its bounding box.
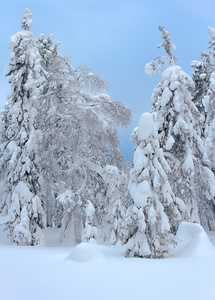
[171,221,215,257]
[68,242,105,262]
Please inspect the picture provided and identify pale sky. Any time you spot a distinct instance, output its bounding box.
[0,0,215,160]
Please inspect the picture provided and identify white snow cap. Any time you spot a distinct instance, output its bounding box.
[134,180,153,208]
[208,26,215,39]
[138,113,154,141]
[86,201,95,219]
[161,65,194,89]
[145,61,156,77]
[21,8,33,31]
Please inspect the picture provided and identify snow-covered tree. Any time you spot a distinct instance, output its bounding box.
[124,113,185,258]
[0,9,46,245]
[145,26,176,77]
[146,26,215,227]
[53,189,83,244]
[82,200,97,242]
[53,162,131,245]
[189,27,215,229]
[100,165,131,245]
[190,27,215,136]
[199,28,215,229]
[203,27,215,173]
[35,31,132,241]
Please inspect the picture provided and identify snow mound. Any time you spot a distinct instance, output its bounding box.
[171,222,215,257]
[138,113,154,141]
[68,242,105,262]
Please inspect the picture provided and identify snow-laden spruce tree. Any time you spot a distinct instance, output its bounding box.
[100,165,131,245]
[36,33,132,243]
[190,27,215,137]
[198,27,215,229]
[82,200,97,242]
[124,113,185,258]
[0,9,46,245]
[189,27,215,229]
[203,27,215,173]
[146,26,215,226]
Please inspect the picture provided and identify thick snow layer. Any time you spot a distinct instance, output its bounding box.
[133,145,148,173]
[85,201,95,219]
[170,222,215,257]
[161,65,194,89]
[138,112,154,141]
[134,180,153,208]
[145,61,156,77]
[166,135,175,150]
[68,242,104,262]
[0,224,214,300]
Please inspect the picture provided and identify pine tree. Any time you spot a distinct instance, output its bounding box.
[100,165,131,245]
[0,9,46,245]
[190,27,215,230]
[124,113,185,258]
[203,27,215,174]
[146,26,215,226]
[82,200,97,242]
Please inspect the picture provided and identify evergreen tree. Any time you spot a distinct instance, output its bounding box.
[0,10,132,245]
[203,27,215,173]
[82,200,97,242]
[100,165,131,245]
[147,26,215,226]
[190,27,215,230]
[124,113,185,258]
[0,9,45,245]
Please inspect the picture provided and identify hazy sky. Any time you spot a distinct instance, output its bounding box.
[0,0,215,160]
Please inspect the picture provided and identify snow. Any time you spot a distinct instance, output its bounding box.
[85,200,95,218]
[208,26,215,39]
[161,86,172,106]
[161,65,194,89]
[0,223,214,300]
[166,135,175,150]
[68,242,104,262]
[170,222,215,257]
[133,180,153,208]
[182,150,194,173]
[138,112,154,140]
[145,61,156,76]
[133,145,148,174]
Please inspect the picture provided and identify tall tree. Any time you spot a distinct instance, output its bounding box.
[35,30,132,242]
[124,113,185,258]
[0,9,45,245]
[190,27,215,229]
[203,27,215,173]
[146,26,215,226]
[0,10,132,245]
[100,165,131,245]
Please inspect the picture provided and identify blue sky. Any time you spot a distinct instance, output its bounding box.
[0,0,215,160]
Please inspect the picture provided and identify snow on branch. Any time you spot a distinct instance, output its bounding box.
[76,65,109,93]
[79,91,132,128]
[145,26,177,76]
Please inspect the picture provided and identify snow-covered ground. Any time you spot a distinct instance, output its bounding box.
[0,222,214,300]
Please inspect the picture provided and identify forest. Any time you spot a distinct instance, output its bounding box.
[0,8,214,259]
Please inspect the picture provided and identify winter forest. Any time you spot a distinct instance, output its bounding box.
[0,8,215,300]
